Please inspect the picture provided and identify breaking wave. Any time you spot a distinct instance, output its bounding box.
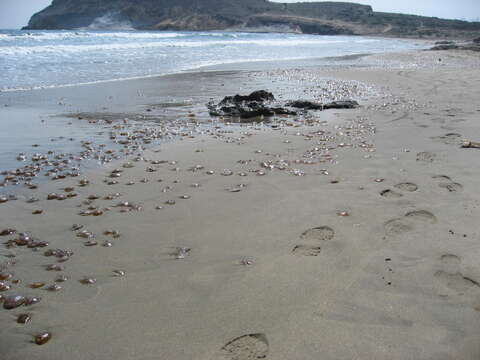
[0,29,425,91]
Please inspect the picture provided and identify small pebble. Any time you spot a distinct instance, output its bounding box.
[174,247,191,259]
[46,284,62,292]
[112,270,125,277]
[3,295,26,310]
[35,332,52,345]
[55,275,68,282]
[29,282,46,289]
[17,313,31,324]
[0,282,11,292]
[80,277,96,285]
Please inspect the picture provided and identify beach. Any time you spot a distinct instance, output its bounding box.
[1,48,480,360]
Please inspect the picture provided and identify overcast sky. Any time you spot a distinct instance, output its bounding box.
[0,0,479,29]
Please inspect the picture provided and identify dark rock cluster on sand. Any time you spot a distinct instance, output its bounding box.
[208,90,296,118]
[430,39,480,52]
[207,90,359,121]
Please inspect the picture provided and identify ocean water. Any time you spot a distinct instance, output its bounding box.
[0,30,425,91]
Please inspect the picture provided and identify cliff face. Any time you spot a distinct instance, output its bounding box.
[24,0,480,38]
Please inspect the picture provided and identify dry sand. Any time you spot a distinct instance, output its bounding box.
[1,49,480,360]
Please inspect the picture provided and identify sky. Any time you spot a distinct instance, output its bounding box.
[0,0,479,29]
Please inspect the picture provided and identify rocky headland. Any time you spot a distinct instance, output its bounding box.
[24,0,480,39]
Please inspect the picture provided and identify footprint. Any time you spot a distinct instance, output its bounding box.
[221,333,269,360]
[416,152,436,163]
[441,254,462,266]
[292,245,322,256]
[435,254,479,294]
[394,182,418,192]
[433,175,451,181]
[439,182,463,193]
[300,226,335,242]
[293,226,334,256]
[431,133,462,145]
[404,210,437,224]
[434,271,480,293]
[380,189,403,198]
[384,218,413,236]
[432,175,463,193]
[385,210,437,236]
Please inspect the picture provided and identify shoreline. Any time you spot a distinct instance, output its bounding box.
[0,49,404,94]
[0,49,398,177]
[1,48,480,359]
[0,31,428,93]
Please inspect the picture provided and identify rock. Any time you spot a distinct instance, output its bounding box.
[219,90,275,104]
[35,332,52,345]
[287,100,359,110]
[430,42,480,51]
[208,90,297,120]
[434,41,455,45]
[3,295,26,310]
[461,140,480,149]
[208,91,359,121]
[270,107,298,115]
[323,100,360,109]
[286,100,323,110]
[17,313,32,324]
[431,41,480,52]
[430,44,459,50]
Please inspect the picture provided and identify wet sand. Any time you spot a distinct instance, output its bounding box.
[1,49,480,359]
